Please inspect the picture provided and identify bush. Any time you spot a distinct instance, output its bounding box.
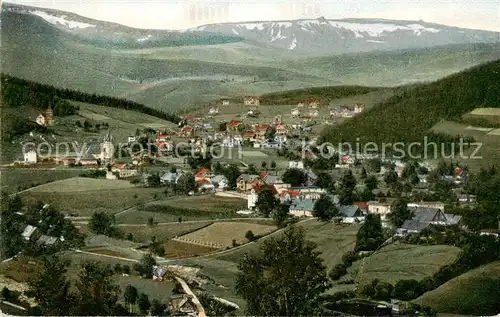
[126,233,134,241]
[373,281,393,301]
[232,239,238,247]
[122,265,130,275]
[245,230,256,241]
[329,263,348,281]
[114,263,122,274]
[392,279,422,301]
[341,251,358,266]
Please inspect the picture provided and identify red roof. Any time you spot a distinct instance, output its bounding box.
[196,179,211,185]
[181,126,193,132]
[195,168,211,178]
[354,202,368,210]
[280,190,300,198]
[255,124,271,132]
[253,183,278,195]
[227,120,242,127]
[112,164,126,169]
[259,171,269,180]
[242,132,255,137]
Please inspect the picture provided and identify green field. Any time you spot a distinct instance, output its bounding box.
[140,195,247,221]
[20,179,164,216]
[215,220,358,268]
[430,120,500,171]
[1,168,84,194]
[120,222,214,243]
[347,242,461,286]
[413,261,500,316]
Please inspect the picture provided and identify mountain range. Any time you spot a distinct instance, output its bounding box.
[2,3,500,110]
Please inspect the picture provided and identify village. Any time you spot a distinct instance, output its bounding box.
[1,94,495,317]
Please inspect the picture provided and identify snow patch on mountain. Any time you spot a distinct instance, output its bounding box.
[137,34,152,42]
[367,40,386,43]
[328,21,440,37]
[288,37,297,50]
[31,10,95,29]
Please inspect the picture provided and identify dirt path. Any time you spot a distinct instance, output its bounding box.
[73,217,270,226]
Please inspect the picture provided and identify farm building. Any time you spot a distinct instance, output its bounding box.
[23,150,38,164]
[22,225,41,241]
[243,96,260,106]
[338,205,364,223]
[396,208,462,237]
[367,201,392,220]
[169,294,197,316]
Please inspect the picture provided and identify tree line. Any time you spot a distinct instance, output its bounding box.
[0,74,181,124]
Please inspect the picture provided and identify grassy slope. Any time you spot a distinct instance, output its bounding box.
[347,242,461,286]
[320,59,500,145]
[182,221,359,313]
[413,261,500,316]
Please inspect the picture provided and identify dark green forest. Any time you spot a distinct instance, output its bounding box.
[319,59,500,145]
[0,74,182,141]
[259,85,380,105]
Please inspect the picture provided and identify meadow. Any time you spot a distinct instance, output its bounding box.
[413,260,500,316]
[173,222,277,248]
[346,242,461,286]
[20,178,164,216]
[430,120,500,171]
[1,168,84,194]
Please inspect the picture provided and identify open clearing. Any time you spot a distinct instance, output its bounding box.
[120,222,214,243]
[21,187,164,216]
[430,120,500,171]
[215,220,358,268]
[414,261,500,316]
[0,168,84,194]
[162,240,218,259]
[0,256,42,283]
[174,222,277,248]
[469,108,500,116]
[239,150,268,158]
[24,177,136,192]
[142,195,247,221]
[347,242,461,286]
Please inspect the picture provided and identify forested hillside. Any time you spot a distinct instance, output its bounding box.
[0,74,181,141]
[319,59,500,145]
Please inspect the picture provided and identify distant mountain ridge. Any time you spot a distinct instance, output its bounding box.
[3,2,499,54]
[191,17,500,54]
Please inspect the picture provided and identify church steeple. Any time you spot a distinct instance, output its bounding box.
[45,103,53,126]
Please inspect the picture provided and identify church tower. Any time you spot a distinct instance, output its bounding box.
[45,104,53,127]
[100,129,115,162]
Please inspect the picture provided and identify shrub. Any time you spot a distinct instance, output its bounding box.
[122,265,130,275]
[232,239,238,247]
[245,230,256,241]
[114,263,122,274]
[329,263,348,281]
[341,251,358,266]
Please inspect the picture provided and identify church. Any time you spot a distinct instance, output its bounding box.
[36,104,54,127]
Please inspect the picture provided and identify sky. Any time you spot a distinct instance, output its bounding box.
[4,0,500,31]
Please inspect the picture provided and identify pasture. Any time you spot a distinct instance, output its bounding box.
[120,221,214,243]
[347,242,461,286]
[20,180,164,216]
[162,240,217,259]
[23,177,136,192]
[215,220,358,268]
[430,120,500,171]
[1,168,83,194]
[413,261,500,316]
[140,195,247,221]
[173,222,277,248]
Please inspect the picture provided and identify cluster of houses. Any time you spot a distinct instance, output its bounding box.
[145,167,230,192]
[329,103,365,118]
[21,206,64,249]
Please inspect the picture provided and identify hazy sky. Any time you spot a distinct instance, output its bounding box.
[5,0,500,31]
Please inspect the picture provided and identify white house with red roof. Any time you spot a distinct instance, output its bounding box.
[195,168,212,182]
